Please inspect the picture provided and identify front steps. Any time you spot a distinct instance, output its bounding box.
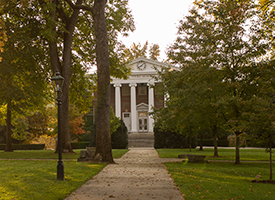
[128,132,154,148]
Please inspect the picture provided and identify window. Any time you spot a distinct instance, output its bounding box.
[138,83,147,95]
[122,84,130,96]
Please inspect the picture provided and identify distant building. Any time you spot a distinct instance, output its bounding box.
[110,57,169,134]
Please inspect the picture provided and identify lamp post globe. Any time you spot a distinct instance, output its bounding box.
[51,71,64,181]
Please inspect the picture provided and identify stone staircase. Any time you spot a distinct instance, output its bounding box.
[128,133,154,147]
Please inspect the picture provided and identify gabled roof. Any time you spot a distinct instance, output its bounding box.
[112,57,176,84]
[128,57,170,76]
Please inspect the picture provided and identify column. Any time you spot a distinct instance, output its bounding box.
[113,83,121,119]
[129,83,137,133]
[148,81,155,132]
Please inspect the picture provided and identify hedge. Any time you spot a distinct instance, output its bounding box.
[0,144,45,150]
[111,120,128,149]
[71,142,90,149]
[154,125,197,149]
[201,139,229,147]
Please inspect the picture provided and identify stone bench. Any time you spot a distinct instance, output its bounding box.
[178,154,206,163]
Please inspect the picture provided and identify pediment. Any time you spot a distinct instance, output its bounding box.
[128,57,170,75]
[111,57,176,84]
[136,103,148,111]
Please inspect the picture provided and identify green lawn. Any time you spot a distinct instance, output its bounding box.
[157,148,275,200]
[156,148,275,161]
[166,162,275,200]
[0,149,128,200]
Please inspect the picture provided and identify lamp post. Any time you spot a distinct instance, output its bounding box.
[51,71,65,181]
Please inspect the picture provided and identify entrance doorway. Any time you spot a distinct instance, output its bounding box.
[138,112,148,132]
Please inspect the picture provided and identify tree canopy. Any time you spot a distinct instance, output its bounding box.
[0,0,135,157]
[154,0,270,163]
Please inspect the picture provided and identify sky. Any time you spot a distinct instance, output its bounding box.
[119,0,195,61]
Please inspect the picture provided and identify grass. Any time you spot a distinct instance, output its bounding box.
[156,148,275,161]
[157,148,275,199]
[166,162,275,200]
[0,160,106,200]
[0,149,129,200]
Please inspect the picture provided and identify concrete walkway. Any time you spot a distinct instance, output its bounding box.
[65,148,184,200]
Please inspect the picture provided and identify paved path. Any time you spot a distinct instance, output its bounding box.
[65,147,184,200]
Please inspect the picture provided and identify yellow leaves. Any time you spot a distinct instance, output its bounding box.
[259,0,275,16]
[0,28,7,61]
[0,104,7,125]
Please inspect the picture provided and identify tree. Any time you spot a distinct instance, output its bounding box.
[1,0,134,158]
[124,41,148,60]
[0,1,49,151]
[69,105,85,139]
[245,60,275,181]
[207,0,268,164]
[156,0,268,162]
[149,44,160,60]
[159,7,227,156]
[36,0,134,155]
[124,41,161,61]
[92,0,114,163]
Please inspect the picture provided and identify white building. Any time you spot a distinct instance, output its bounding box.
[110,57,169,134]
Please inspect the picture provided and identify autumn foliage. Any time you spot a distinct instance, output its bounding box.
[69,105,85,136]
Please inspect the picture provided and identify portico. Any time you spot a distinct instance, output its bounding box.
[110,57,168,134]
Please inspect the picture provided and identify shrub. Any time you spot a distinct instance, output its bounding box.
[111,120,128,149]
[154,125,197,149]
[71,141,90,149]
[0,144,45,150]
[201,139,229,147]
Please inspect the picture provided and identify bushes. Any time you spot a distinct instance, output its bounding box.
[0,144,45,150]
[201,139,229,147]
[86,119,128,149]
[154,125,197,149]
[71,141,90,149]
[111,120,128,149]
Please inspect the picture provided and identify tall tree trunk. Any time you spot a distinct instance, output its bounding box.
[5,101,13,152]
[235,133,241,164]
[59,1,81,153]
[269,133,273,180]
[93,0,114,163]
[189,135,192,152]
[199,132,203,151]
[45,0,82,153]
[212,125,219,157]
[60,32,73,153]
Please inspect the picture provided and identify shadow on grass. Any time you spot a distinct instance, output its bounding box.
[0,160,106,200]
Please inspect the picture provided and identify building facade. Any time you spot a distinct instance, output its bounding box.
[110,57,168,134]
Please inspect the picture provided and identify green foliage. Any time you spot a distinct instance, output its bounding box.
[85,108,122,147]
[71,141,90,149]
[12,116,28,142]
[110,107,120,135]
[111,120,128,149]
[154,123,197,149]
[154,0,270,162]
[201,139,229,147]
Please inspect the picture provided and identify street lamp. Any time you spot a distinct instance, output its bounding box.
[51,71,64,181]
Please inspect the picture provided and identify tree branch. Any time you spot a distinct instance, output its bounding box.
[64,0,94,15]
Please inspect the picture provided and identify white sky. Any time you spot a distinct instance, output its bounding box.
[119,0,195,61]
